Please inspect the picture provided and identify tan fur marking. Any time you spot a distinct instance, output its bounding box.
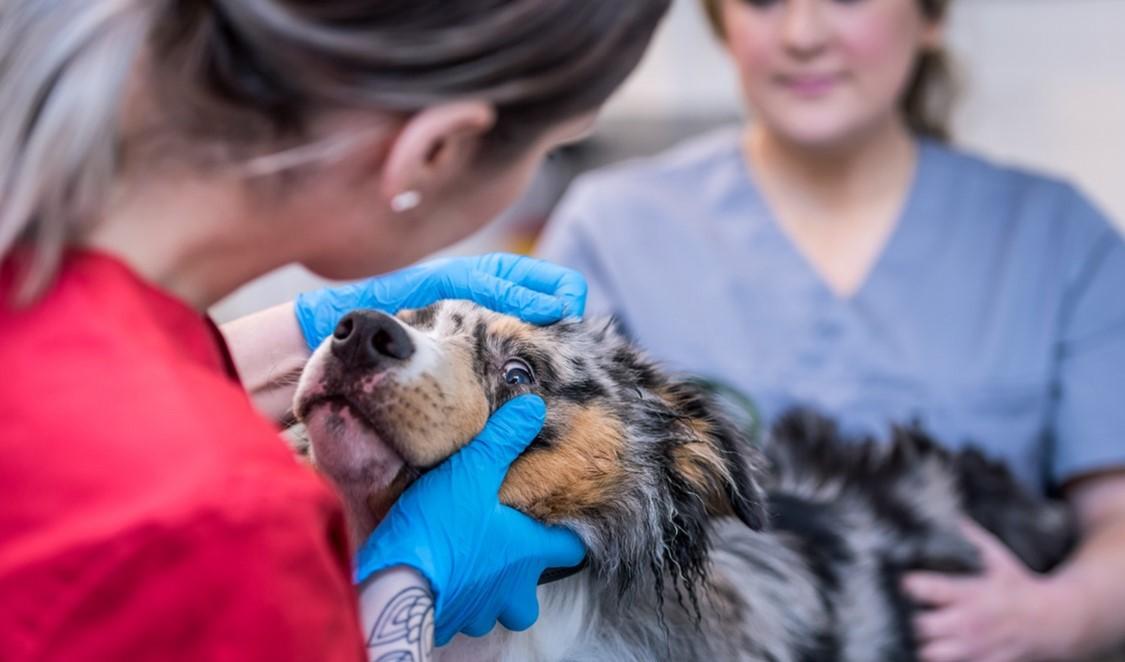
[673,442,732,494]
[383,340,489,467]
[686,416,716,445]
[499,404,628,523]
[671,421,738,517]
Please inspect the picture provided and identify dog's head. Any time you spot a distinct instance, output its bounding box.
[294,301,766,600]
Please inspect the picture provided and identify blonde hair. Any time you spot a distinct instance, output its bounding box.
[699,0,956,141]
[0,1,153,302]
[1,0,669,303]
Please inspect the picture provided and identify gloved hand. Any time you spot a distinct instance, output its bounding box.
[354,395,585,646]
[294,253,588,350]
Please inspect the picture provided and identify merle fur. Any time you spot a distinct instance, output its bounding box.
[314,302,1104,661]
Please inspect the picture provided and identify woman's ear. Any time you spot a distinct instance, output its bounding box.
[379,101,497,208]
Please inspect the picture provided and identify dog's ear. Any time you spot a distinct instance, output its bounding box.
[661,380,768,531]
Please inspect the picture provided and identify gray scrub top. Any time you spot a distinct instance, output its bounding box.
[537,128,1125,493]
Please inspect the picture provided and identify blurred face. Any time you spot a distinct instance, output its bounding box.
[718,0,941,148]
[297,114,595,280]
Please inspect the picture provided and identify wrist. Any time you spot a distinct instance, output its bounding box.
[293,290,328,350]
[358,565,435,661]
[362,565,432,593]
[355,527,445,605]
[1036,573,1089,660]
[221,302,311,422]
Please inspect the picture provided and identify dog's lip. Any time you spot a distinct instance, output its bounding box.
[301,394,417,468]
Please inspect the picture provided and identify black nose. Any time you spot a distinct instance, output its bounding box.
[330,310,415,368]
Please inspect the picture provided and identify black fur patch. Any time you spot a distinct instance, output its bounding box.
[407,303,439,330]
[609,347,661,390]
[471,321,489,379]
[547,377,607,404]
[768,494,851,594]
[530,421,559,451]
[799,632,842,662]
[879,559,921,662]
[660,447,715,623]
[519,347,561,385]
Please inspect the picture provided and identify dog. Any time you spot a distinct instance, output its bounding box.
[293,301,1087,661]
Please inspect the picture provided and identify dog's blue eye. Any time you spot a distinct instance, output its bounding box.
[503,359,535,386]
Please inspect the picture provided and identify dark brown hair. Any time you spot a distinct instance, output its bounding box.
[153,1,672,157]
[700,0,955,141]
[1,0,669,299]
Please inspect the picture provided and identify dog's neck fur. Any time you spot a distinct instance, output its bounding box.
[436,572,677,662]
[433,520,824,662]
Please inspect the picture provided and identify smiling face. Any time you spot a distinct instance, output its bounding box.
[294,301,766,592]
[717,0,942,148]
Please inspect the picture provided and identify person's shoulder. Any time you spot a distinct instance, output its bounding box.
[924,140,1091,212]
[923,139,1118,242]
[927,140,1066,188]
[560,125,745,214]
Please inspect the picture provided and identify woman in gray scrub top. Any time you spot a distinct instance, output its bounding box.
[538,1,1125,660]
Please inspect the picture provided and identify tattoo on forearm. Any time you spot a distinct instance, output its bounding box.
[367,586,434,662]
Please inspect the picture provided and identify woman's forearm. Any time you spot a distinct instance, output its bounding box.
[220,302,311,423]
[358,566,435,662]
[1048,476,1125,658]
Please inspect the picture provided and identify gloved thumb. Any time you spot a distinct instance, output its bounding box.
[504,508,586,570]
[456,395,546,491]
[537,524,587,570]
[497,577,541,633]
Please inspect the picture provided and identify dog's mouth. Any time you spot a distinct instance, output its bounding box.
[301,395,420,518]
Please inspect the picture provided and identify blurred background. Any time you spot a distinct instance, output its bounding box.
[210,0,1125,323]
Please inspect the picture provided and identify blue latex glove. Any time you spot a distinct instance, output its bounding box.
[294,253,588,350]
[354,395,585,646]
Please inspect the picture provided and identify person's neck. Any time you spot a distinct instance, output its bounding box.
[745,116,917,217]
[81,173,296,311]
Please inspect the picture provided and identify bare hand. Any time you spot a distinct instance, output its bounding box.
[902,519,1072,662]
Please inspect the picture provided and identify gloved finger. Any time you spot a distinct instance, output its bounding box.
[497,580,540,632]
[501,507,587,569]
[294,282,370,350]
[460,613,498,638]
[538,524,587,569]
[453,395,546,492]
[448,272,568,324]
[366,264,443,312]
[367,264,564,322]
[434,620,458,647]
[474,254,588,318]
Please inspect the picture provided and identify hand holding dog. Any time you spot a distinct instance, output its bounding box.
[904,518,1076,662]
[353,395,586,646]
[295,253,588,350]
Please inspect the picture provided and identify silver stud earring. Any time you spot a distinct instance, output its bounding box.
[390,190,421,213]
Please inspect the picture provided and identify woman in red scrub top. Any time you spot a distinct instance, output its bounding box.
[0,1,668,660]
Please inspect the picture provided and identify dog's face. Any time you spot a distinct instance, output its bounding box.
[294,301,766,594]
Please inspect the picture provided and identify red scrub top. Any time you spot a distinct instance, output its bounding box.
[0,251,366,661]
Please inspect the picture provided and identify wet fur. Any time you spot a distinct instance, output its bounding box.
[294,302,1098,661]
